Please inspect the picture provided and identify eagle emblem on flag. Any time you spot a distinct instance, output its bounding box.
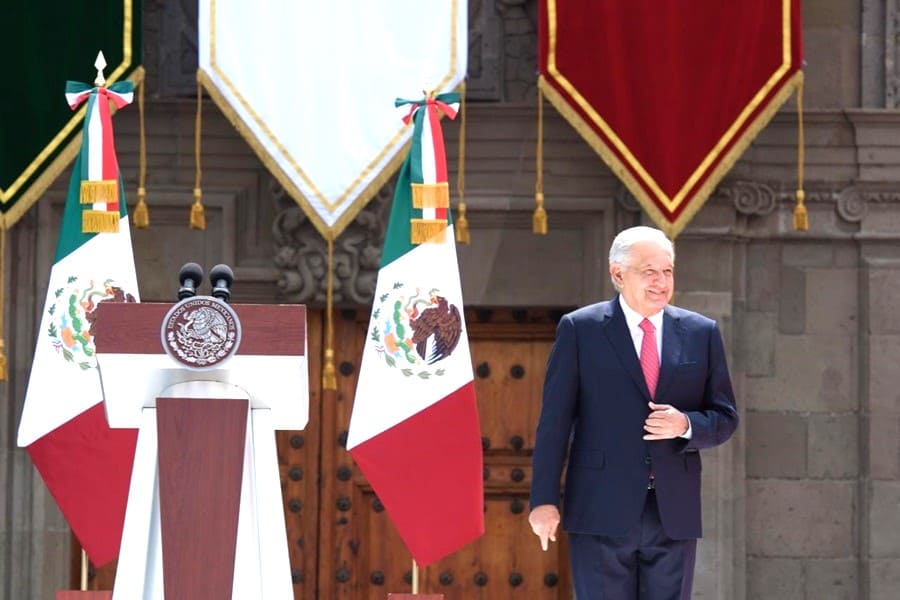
[46,276,136,370]
[369,282,462,378]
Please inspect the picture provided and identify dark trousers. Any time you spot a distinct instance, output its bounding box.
[568,490,697,600]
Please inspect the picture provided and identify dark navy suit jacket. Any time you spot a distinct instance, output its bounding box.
[529,297,739,540]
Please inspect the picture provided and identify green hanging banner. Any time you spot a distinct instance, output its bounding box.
[0,0,143,228]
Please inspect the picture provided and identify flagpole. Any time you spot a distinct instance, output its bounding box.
[80,549,88,591]
[411,559,419,594]
[80,55,105,585]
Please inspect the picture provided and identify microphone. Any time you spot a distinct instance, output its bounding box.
[209,264,234,303]
[177,262,204,300]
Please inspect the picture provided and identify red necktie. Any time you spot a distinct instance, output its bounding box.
[639,319,659,398]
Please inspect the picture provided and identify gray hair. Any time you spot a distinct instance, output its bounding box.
[608,226,675,291]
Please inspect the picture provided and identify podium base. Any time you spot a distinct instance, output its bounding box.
[56,592,112,599]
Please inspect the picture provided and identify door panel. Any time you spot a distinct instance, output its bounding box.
[278,309,323,598]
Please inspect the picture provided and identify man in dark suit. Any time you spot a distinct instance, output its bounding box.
[528,226,739,599]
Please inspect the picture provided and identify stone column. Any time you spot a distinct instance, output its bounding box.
[861,241,900,600]
[0,204,72,600]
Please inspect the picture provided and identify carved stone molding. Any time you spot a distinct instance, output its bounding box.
[722,181,778,216]
[794,191,836,205]
[717,180,900,224]
[836,186,868,223]
[272,179,392,306]
[860,190,900,203]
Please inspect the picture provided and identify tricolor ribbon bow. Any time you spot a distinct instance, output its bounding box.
[394,93,459,244]
[396,92,460,125]
[395,92,461,244]
[65,80,134,233]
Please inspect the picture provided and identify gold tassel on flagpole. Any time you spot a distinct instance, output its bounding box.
[455,81,470,244]
[0,226,7,381]
[80,180,118,203]
[322,238,337,390]
[190,77,206,230]
[134,78,150,228]
[533,85,548,234]
[793,73,807,232]
[82,210,120,233]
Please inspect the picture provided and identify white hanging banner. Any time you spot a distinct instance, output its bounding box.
[198,0,467,238]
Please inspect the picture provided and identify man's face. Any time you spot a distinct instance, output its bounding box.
[610,241,674,317]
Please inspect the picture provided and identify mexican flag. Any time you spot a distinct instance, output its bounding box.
[17,80,140,566]
[347,93,483,567]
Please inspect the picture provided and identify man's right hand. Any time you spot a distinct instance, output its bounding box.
[528,504,561,551]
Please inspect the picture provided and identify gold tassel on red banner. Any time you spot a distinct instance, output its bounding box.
[134,78,150,228]
[322,238,337,390]
[533,86,548,234]
[793,73,807,232]
[455,81,470,244]
[190,77,206,230]
[0,226,7,381]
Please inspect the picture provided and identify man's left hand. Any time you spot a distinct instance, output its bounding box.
[643,402,689,440]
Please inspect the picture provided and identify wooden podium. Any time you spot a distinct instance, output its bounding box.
[95,301,308,600]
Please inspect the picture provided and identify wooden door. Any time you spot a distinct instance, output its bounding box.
[77,308,570,599]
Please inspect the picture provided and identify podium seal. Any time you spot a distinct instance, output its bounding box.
[161,296,242,369]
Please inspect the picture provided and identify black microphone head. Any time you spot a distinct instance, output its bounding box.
[210,264,234,302]
[209,264,234,288]
[179,262,204,286]
[177,262,204,300]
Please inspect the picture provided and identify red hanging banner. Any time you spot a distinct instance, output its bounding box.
[539,0,803,236]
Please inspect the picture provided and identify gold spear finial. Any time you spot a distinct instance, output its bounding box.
[94,51,107,87]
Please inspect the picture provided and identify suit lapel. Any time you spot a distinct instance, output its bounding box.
[655,307,683,400]
[601,298,652,400]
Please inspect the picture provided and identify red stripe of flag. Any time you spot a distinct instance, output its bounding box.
[96,91,120,209]
[349,382,483,566]
[25,403,137,565]
[427,102,448,183]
